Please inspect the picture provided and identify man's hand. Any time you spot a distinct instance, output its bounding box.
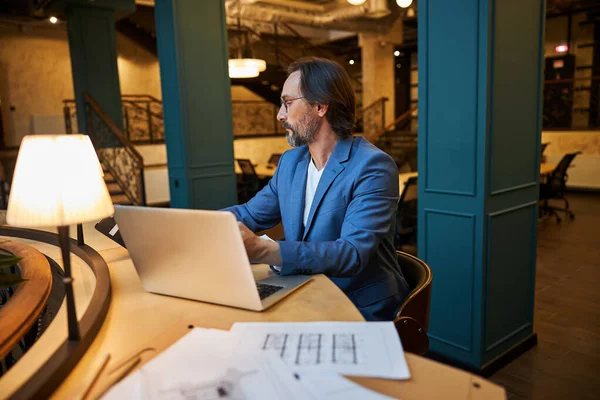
[238,222,283,266]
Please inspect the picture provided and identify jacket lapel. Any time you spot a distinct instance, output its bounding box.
[288,150,310,241]
[302,136,354,240]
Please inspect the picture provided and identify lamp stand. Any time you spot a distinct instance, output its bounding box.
[77,223,85,246]
[57,225,81,341]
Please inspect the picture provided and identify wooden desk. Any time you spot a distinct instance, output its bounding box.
[235,163,276,179]
[1,224,505,400]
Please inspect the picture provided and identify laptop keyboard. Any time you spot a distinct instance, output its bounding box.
[256,282,284,300]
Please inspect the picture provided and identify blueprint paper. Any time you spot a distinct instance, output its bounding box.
[299,373,397,400]
[102,328,311,400]
[229,322,410,379]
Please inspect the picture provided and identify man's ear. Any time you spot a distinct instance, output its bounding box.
[315,103,328,117]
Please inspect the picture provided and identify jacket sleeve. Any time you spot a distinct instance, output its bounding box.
[222,156,283,232]
[277,152,399,278]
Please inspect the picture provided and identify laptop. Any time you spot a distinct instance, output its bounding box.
[112,205,312,311]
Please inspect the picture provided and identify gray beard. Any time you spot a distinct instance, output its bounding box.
[283,114,321,147]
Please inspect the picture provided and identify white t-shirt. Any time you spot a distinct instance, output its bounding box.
[303,158,326,227]
[264,158,325,272]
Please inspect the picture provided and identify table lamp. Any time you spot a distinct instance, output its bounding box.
[6,134,114,341]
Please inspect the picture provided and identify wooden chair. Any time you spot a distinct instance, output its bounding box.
[393,251,433,355]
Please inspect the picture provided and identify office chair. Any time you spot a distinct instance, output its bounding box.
[393,251,433,355]
[539,151,581,222]
[540,142,549,163]
[395,177,418,254]
[236,159,260,204]
[268,153,282,165]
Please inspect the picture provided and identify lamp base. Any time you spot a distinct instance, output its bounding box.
[77,223,85,246]
[57,225,81,341]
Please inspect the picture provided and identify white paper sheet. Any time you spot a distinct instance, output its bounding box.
[299,374,397,400]
[229,322,410,380]
[102,328,311,400]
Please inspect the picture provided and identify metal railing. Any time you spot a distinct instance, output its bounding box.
[63,94,390,142]
[231,100,285,137]
[64,95,164,144]
[64,93,146,206]
[122,94,164,143]
[356,97,388,138]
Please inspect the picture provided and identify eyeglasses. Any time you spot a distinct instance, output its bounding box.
[280,96,305,113]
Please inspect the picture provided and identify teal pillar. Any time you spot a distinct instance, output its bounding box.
[65,0,134,135]
[418,0,545,369]
[154,0,236,209]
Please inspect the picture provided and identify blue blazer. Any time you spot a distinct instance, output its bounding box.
[225,135,409,321]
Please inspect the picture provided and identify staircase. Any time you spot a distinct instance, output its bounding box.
[64,92,147,206]
[114,6,362,106]
[104,170,133,205]
[367,105,419,169]
[376,130,418,170]
[230,65,288,106]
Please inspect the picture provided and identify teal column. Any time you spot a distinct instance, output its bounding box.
[418,0,545,369]
[154,0,236,209]
[65,0,134,135]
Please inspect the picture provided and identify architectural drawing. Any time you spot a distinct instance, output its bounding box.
[262,333,359,366]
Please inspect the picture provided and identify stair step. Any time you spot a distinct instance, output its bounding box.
[104,173,117,184]
[111,194,132,205]
[107,182,123,195]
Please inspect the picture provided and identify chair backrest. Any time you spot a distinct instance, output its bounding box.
[268,153,282,165]
[399,176,418,204]
[394,251,433,355]
[396,177,418,245]
[549,151,581,191]
[395,251,432,328]
[236,159,257,177]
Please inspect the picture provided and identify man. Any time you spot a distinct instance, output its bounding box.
[224,57,409,321]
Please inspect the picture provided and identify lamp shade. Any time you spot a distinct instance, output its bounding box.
[7,134,114,228]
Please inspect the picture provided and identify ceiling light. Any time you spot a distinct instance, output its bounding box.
[228,14,267,79]
[349,59,355,65]
[229,59,266,79]
[394,50,400,56]
[49,16,58,24]
[347,0,367,5]
[555,44,569,53]
[396,0,413,8]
